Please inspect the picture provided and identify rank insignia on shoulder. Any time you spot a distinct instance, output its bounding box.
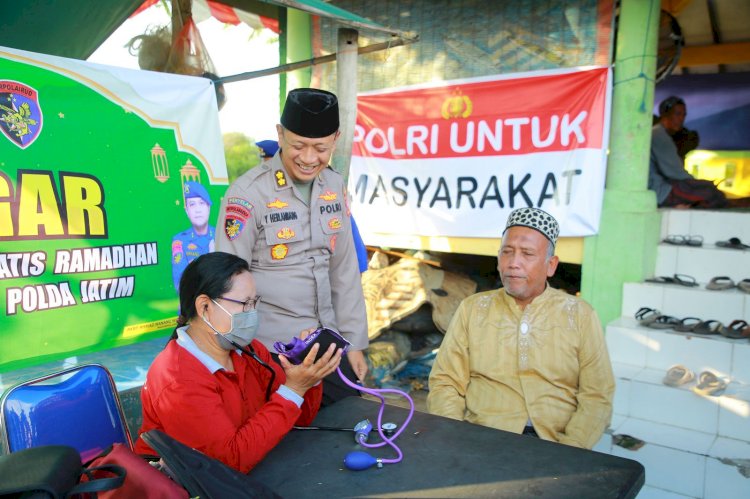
[328,217,342,230]
[319,190,337,201]
[224,217,245,240]
[271,243,288,260]
[275,170,287,187]
[276,227,295,239]
[267,198,289,209]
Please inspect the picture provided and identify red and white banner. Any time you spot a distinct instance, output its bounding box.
[348,66,612,238]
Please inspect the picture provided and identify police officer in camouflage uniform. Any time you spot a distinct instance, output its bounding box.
[216,88,368,404]
[172,181,215,292]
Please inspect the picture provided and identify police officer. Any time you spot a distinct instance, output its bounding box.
[216,88,368,405]
[172,181,215,291]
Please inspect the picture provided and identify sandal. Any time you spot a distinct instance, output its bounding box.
[706,276,735,291]
[662,235,703,247]
[635,307,661,326]
[646,315,680,329]
[663,365,695,387]
[716,237,750,250]
[673,317,701,332]
[719,320,750,340]
[645,274,698,287]
[737,279,750,294]
[693,319,723,335]
[692,371,728,396]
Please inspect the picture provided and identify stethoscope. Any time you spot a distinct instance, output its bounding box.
[234,337,416,470]
[335,367,415,471]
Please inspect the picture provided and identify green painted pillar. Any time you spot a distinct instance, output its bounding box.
[279,8,312,109]
[580,0,662,327]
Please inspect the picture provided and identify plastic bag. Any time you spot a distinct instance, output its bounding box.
[165,16,217,77]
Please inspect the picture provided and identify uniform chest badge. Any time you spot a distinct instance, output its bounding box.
[275,170,287,187]
[271,243,288,260]
[187,243,198,250]
[319,190,337,201]
[328,217,342,230]
[277,227,295,239]
[267,198,289,209]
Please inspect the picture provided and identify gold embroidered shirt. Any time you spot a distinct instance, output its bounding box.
[427,286,614,449]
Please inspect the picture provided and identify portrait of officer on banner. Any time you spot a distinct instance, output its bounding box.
[171,181,215,292]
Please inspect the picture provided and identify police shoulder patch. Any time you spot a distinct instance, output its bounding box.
[224,217,245,240]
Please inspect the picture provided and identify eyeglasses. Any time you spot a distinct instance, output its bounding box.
[218,295,261,312]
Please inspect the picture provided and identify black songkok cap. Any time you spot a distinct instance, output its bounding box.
[280,88,339,138]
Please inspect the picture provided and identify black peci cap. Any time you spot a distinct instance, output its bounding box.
[280,88,339,138]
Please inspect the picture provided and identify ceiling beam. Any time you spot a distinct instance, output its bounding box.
[678,42,750,67]
[661,0,693,15]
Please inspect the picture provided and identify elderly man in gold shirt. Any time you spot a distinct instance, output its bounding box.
[427,207,614,449]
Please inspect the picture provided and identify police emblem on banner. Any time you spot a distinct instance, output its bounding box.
[0,81,43,149]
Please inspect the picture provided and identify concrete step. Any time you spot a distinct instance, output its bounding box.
[660,209,750,244]
[620,283,750,332]
[606,319,750,383]
[610,362,750,439]
[595,416,750,499]
[654,244,750,286]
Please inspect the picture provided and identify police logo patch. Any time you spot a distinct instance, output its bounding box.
[0,81,43,149]
[173,253,182,264]
[275,170,287,187]
[267,198,289,209]
[224,217,245,240]
[276,227,295,239]
[271,244,288,260]
[171,239,183,253]
[319,190,337,202]
[328,217,342,230]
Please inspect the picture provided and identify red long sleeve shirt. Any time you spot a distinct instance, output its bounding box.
[134,337,321,473]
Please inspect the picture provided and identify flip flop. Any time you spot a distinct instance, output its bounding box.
[635,307,661,326]
[647,315,681,329]
[673,316,702,332]
[692,371,727,396]
[662,235,703,247]
[663,364,695,387]
[612,434,645,451]
[716,237,750,250]
[645,274,698,287]
[706,276,735,291]
[719,320,750,340]
[737,279,750,294]
[693,319,723,335]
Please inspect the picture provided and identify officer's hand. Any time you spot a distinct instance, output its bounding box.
[280,343,342,397]
[347,350,368,383]
[299,327,317,340]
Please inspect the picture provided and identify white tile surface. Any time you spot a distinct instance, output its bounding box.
[613,375,632,417]
[644,329,734,373]
[607,323,651,367]
[689,210,750,245]
[704,455,750,499]
[615,418,716,455]
[637,485,696,499]
[660,209,691,239]
[612,441,706,498]
[731,342,750,383]
[622,283,666,319]
[718,396,750,441]
[654,246,680,282]
[662,286,744,325]
[676,246,750,284]
[628,379,720,434]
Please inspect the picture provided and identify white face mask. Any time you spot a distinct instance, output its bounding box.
[202,299,259,350]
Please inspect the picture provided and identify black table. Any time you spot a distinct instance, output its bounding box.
[250,397,644,498]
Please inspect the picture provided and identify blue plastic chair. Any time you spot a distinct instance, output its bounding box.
[0,364,132,462]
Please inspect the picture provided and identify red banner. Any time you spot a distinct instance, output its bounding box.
[348,67,612,239]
